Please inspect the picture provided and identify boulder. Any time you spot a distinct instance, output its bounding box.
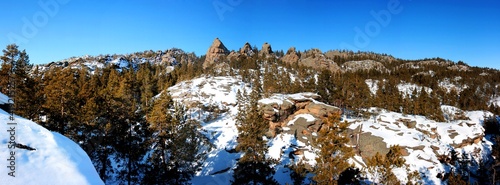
[358,132,389,159]
[203,38,230,69]
[294,102,340,119]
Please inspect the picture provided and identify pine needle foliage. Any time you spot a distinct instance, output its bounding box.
[313,112,355,185]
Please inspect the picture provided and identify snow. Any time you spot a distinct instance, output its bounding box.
[438,77,466,93]
[259,92,323,106]
[348,106,490,184]
[169,76,250,185]
[0,92,10,104]
[288,114,316,126]
[397,82,432,97]
[109,58,129,68]
[490,96,500,107]
[169,76,249,107]
[169,76,494,184]
[0,101,103,184]
[365,79,379,95]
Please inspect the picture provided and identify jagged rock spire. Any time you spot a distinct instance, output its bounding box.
[203,38,230,69]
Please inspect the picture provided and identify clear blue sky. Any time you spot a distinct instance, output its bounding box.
[1,0,499,69]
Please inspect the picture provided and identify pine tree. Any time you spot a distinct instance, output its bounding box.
[289,161,308,185]
[0,44,36,119]
[145,92,211,184]
[42,68,79,135]
[0,44,18,95]
[232,76,278,185]
[313,112,354,184]
[365,145,405,184]
[145,91,174,184]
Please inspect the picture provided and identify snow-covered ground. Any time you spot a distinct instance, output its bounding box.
[347,107,491,184]
[438,77,467,93]
[0,92,10,104]
[169,76,249,184]
[490,96,500,107]
[397,82,432,97]
[365,79,380,95]
[0,94,103,185]
[168,76,494,184]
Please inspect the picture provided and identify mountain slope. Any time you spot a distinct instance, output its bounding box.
[167,76,495,184]
[0,97,103,185]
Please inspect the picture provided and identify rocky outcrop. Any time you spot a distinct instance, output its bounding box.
[299,48,341,72]
[203,38,230,69]
[342,60,387,72]
[447,64,470,71]
[260,42,273,56]
[259,93,341,141]
[228,42,254,60]
[240,42,254,56]
[281,47,300,64]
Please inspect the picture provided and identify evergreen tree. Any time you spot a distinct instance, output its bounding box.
[289,161,308,185]
[232,76,278,185]
[42,68,79,135]
[365,145,405,184]
[0,44,35,119]
[145,92,211,184]
[313,112,354,184]
[0,44,19,95]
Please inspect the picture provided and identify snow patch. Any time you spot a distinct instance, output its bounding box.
[0,102,103,184]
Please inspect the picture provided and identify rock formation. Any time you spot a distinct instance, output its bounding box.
[281,47,300,64]
[260,42,273,56]
[203,38,230,69]
[259,93,341,142]
[298,48,341,72]
[342,60,387,72]
[240,42,253,56]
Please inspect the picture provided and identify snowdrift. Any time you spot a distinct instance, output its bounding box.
[0,106,103,184]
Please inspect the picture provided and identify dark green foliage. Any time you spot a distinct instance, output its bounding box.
[484,116,500,135]
[232,75,278,185]
[447,171,469,185]
[338,167,361,185]
[145,93,212,185]
[232,160,278,185]
[289,162,308,185]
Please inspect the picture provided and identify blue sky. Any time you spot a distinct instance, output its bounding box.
[1,0,499,69]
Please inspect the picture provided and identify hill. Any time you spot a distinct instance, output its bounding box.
[1,39,500,184]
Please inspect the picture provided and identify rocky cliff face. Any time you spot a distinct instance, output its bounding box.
[203,38,230,69]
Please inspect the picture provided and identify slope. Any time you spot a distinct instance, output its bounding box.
[0,98,103,185]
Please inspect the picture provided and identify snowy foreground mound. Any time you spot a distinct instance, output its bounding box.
[169,76,494,184]
[0,108,103,184]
